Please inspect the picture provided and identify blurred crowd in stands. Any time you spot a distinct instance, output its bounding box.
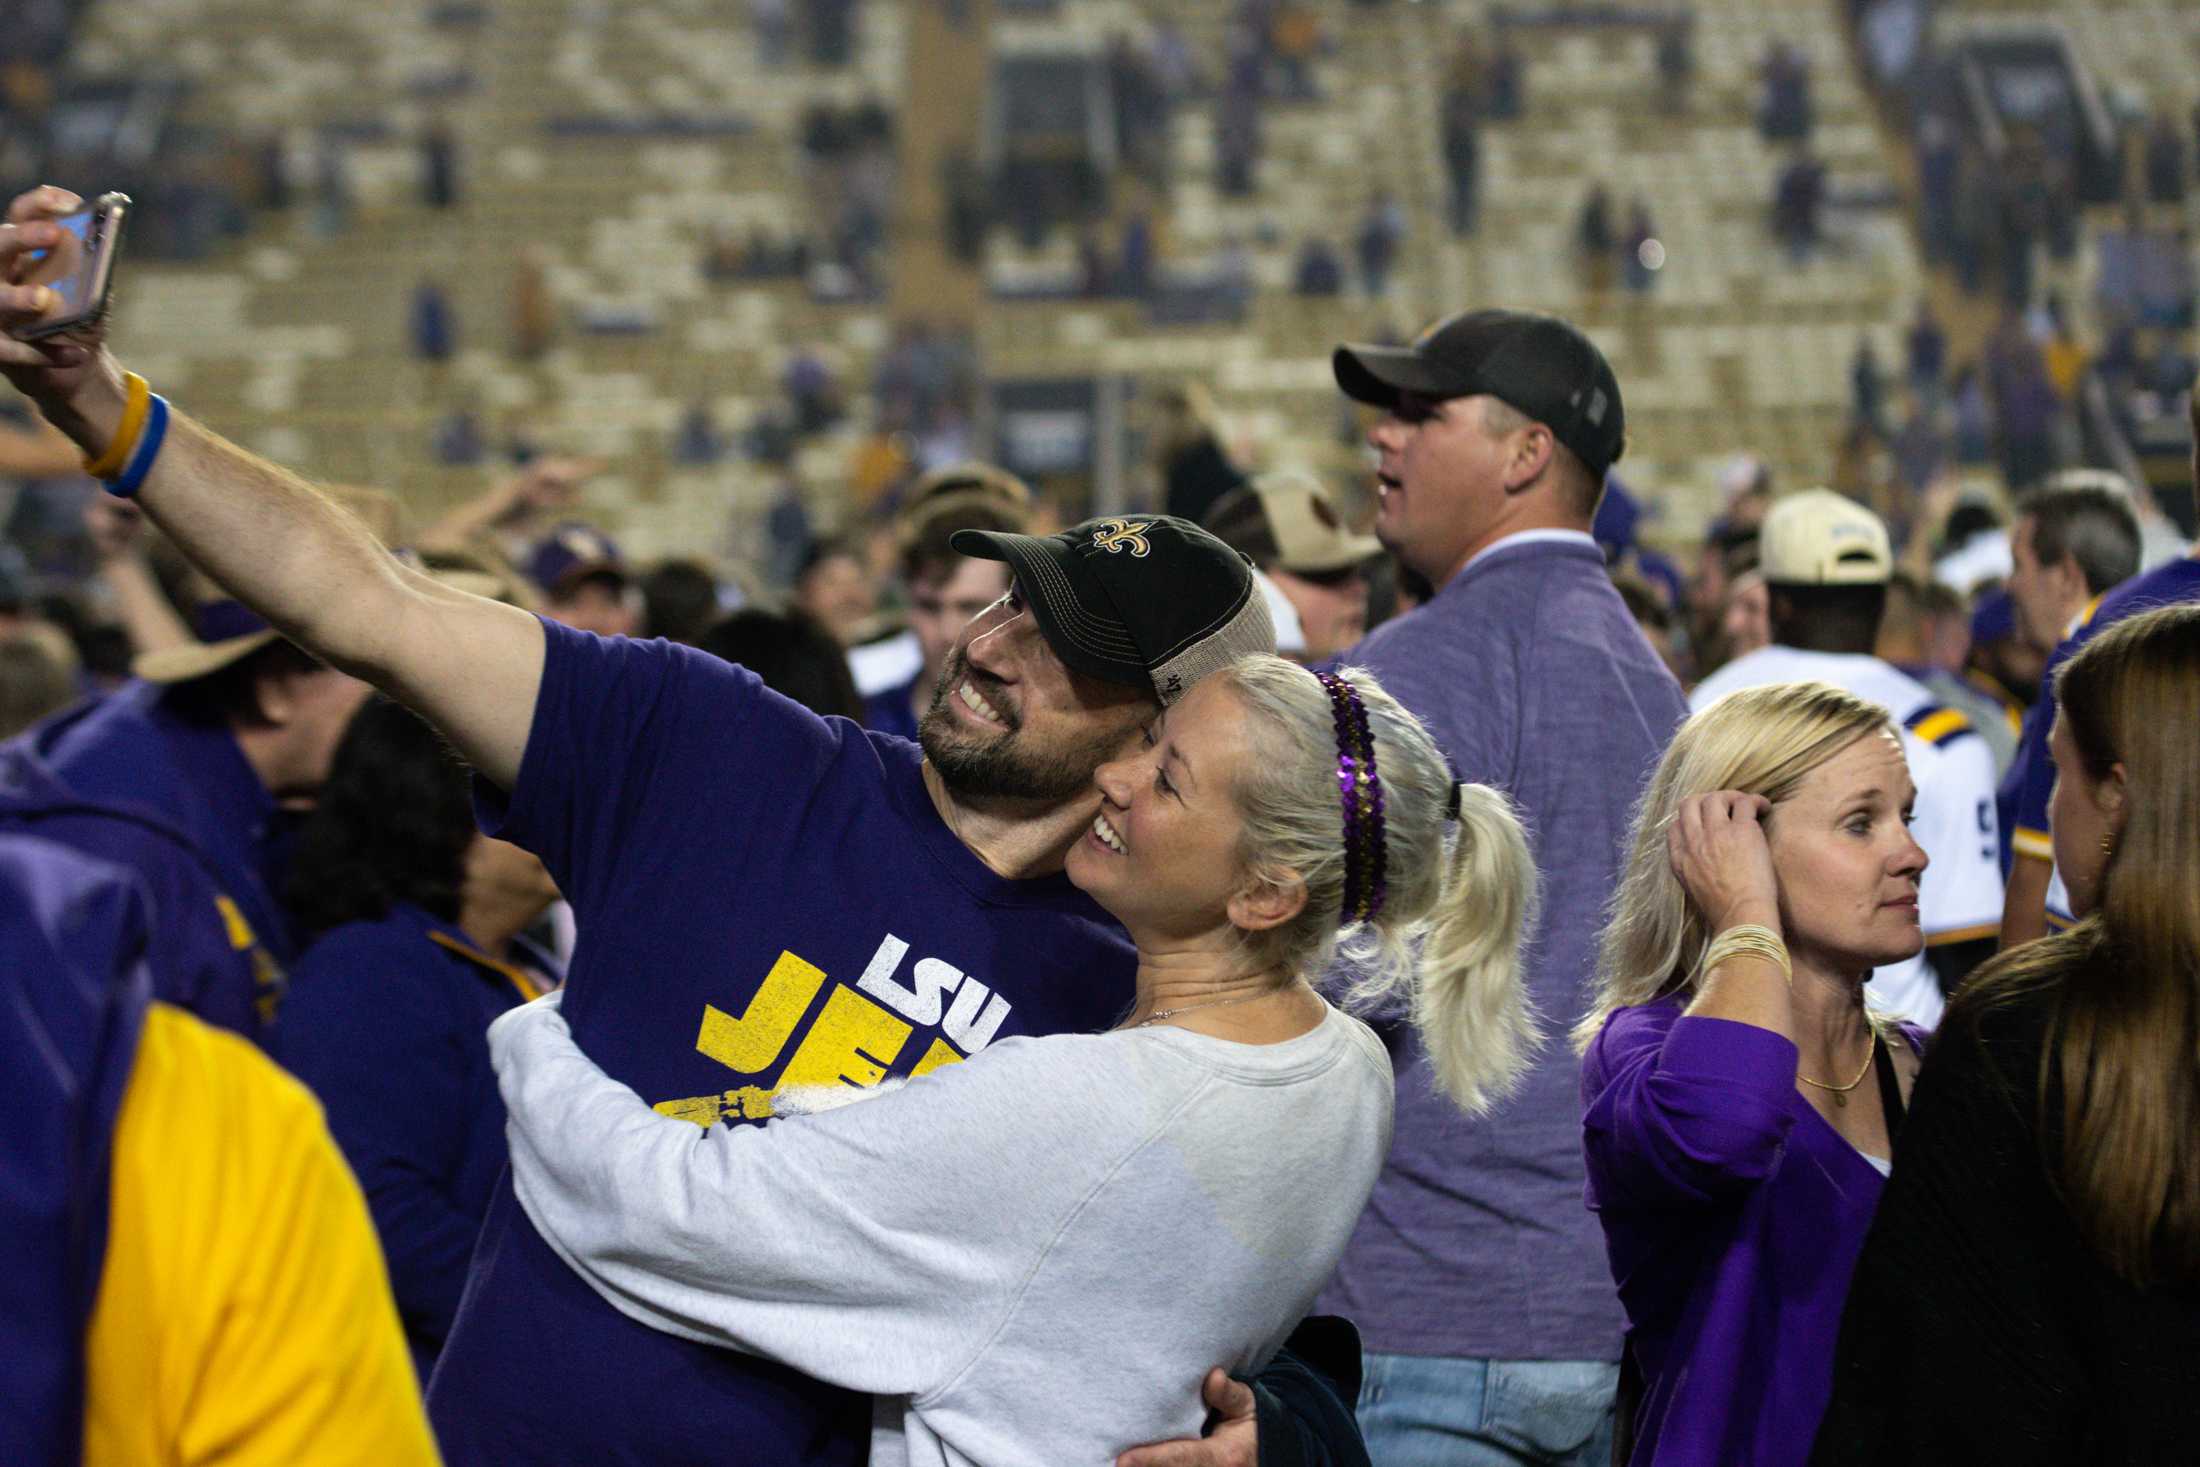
[4,0,2198,716]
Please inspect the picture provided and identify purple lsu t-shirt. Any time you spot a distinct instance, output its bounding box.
[426,620,1136,1466]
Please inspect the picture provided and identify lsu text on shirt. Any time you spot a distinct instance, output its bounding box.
[424,620,1137,1467]
[1691,647,2003,1027]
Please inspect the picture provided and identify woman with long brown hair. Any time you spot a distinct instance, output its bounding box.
[1812,602,2200,1464]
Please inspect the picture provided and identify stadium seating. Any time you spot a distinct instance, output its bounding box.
[63,0,908,564]
[31,0,2200,565]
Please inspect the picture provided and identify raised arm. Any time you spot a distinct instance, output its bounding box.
[1671,791,1793,1040]
[1897,475,1963,585]
[0,187,540,787]
[1582,791,1801,1208]
[415,454,598,553]
[83,498,196,656]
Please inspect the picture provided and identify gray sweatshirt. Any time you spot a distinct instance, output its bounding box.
[490,991,1393,1467]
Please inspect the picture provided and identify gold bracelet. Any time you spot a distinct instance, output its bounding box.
[1698,922,1791,986]
[81,372,152,480]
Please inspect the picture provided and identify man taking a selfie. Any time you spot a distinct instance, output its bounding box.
[0,184,1364,1467]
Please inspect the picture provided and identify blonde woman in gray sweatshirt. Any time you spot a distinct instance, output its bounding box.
[490,655,1541,1467]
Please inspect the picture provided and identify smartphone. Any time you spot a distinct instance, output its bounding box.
[11,192,130,341]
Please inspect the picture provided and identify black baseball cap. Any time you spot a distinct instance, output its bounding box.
[950,514,1274,705]
[1334,309,1626,480]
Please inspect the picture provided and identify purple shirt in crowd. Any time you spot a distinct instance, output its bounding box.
[1581,998,1924,1467]
[1316,533,1689,1361]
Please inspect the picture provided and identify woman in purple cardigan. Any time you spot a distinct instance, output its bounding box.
[1575,681,1933,1467]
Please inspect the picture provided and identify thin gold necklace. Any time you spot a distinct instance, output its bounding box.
[1798,1032,1880,1107]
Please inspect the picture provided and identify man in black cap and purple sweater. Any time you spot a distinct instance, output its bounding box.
[1316,310,1689,1465]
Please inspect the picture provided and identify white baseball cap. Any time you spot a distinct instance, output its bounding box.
[1759,489,1892,587]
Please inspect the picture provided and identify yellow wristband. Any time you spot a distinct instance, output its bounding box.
[82,372,152,481]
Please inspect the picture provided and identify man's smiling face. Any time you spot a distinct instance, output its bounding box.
[918,585,1154,803]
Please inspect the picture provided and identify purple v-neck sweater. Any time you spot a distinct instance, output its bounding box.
[1582,997,1920,1467]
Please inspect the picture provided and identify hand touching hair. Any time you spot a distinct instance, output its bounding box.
[1579,680,1895,1050]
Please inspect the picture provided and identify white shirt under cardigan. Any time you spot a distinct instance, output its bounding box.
[489,990,1394,1467]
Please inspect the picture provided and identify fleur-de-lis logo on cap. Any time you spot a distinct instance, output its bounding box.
[1090,518,1154,557]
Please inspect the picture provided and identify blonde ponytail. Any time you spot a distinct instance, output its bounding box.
[1216,658,1543,1118]
[1413,783,1542,1115]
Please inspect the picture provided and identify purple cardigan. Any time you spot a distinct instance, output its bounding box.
[1581,997,1923,1467]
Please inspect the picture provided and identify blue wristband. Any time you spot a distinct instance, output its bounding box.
[106,392,169,499]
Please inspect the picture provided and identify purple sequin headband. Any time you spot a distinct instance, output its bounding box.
[1314,671,1388,923]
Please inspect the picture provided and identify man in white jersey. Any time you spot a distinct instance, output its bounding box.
[1690,490,2001,1026]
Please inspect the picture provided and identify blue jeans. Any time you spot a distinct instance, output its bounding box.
[1358,1353,1619,1467]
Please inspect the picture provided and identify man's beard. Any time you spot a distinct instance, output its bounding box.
[918,653,1128,803]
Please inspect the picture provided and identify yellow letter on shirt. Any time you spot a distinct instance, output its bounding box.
[777,984,912,1091]
[694,949,828,1074]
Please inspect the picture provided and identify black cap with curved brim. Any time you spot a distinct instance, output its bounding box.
[1334,308,1626,481]
[950,514,1275,706]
